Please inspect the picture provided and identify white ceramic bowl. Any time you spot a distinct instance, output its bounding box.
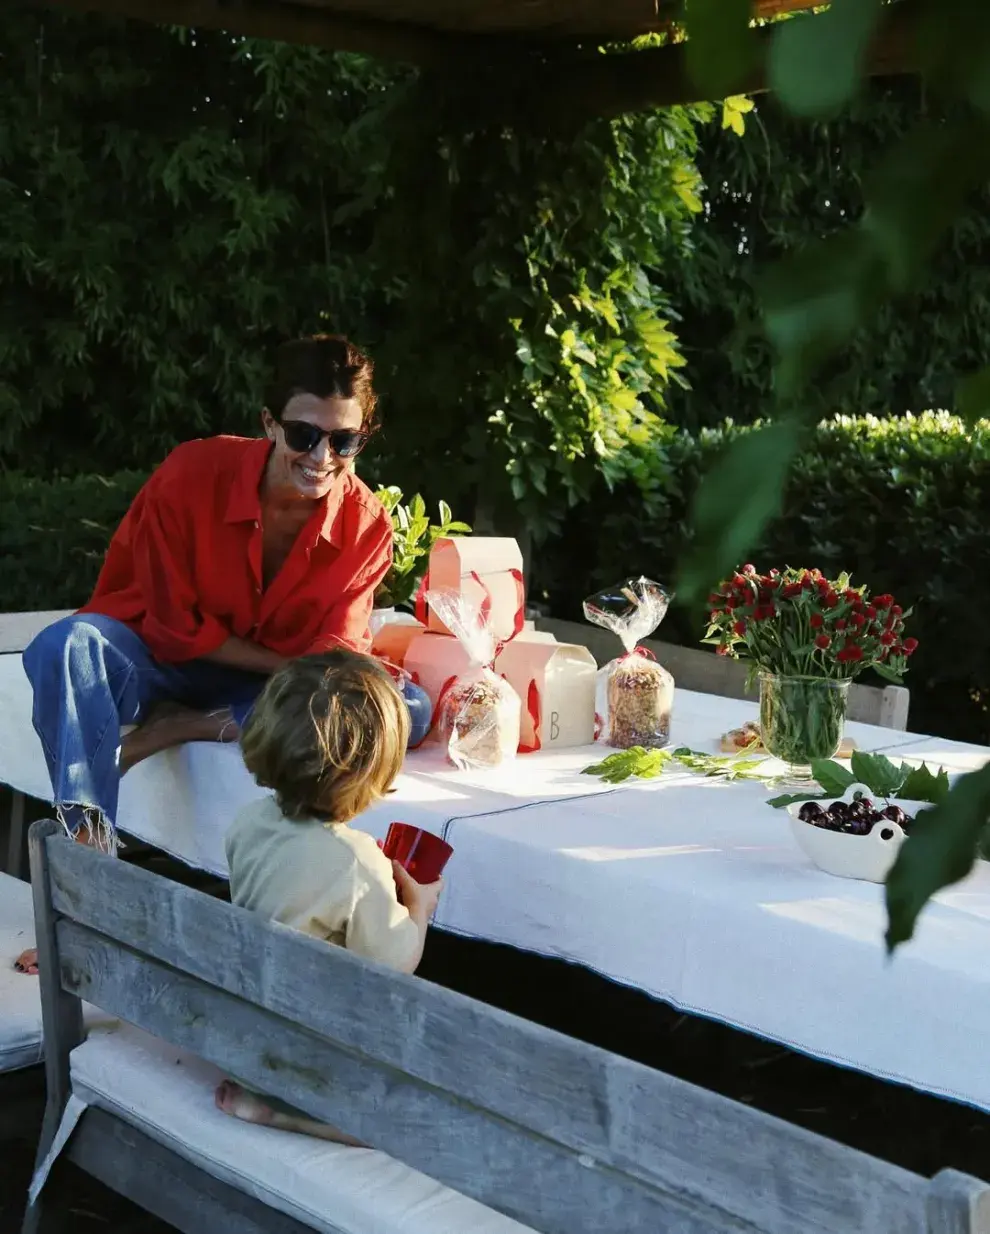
[785,784,920,883]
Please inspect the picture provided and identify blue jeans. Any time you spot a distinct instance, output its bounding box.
[23,613,266,834]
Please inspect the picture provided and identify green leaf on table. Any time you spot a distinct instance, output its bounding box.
[672,748,779,783]
[769,0,884,118]
[810,759,856,796]
[685,0,756,100]
[850,750,908,798]
[676,418,803,607]
[899,762,952,805]
[872,661,904,685]
[956,366,990,427]
[886,763,990,951]
[767,791,829,810]
[582,747,674,784]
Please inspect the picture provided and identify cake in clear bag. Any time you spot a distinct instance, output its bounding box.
[583,577,675,749]
[425,588,521,769]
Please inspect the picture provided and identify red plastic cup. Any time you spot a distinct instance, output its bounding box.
[382,823,453,884]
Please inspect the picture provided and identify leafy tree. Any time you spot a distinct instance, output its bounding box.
[350,75,712,545]
[0,8,713,559]
[0,9,393,470]
[664,78,990,434]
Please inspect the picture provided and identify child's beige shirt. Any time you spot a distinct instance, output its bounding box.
[225,795,420,973]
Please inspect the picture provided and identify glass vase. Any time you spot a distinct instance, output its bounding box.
[759,673,852,781]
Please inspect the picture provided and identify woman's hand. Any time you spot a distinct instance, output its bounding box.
[392,862,443,923]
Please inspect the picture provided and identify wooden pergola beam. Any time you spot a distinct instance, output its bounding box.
[36,0,919,122]
[35,0,841,64]
[31,0,512,64]
[529,1,918,124]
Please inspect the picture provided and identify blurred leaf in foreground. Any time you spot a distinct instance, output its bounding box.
[885,764,990,951]
[676,418,803,607]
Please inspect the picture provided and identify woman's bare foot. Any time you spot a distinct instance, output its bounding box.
[214,1080,366,1146]
[120,702,240,774]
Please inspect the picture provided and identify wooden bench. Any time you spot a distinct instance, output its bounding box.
[536,617,911,730]
[24,818,990,1234]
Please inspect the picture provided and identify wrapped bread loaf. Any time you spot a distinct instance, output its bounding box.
[438,673,520,769]
[607,651,674,749]
[426,588,521,770]
[584,577,675,750]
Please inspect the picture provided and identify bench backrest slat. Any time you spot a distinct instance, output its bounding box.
[34,824,984,1233]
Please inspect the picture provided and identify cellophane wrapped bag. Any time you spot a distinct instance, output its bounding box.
[583,578,674,749]
[425,588,521,769]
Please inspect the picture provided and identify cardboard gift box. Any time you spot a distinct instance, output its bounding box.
[400,627,594,753]
[371,616,427,669]
[417,537,525,643]
[496,638,597,751]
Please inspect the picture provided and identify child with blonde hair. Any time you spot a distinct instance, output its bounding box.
[216,649,442,1141]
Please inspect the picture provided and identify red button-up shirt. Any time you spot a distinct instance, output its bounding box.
[80,436,393,663]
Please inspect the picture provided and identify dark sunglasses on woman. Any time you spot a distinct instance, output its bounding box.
[277,418,370,459]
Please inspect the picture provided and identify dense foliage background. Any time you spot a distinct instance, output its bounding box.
[1,7,988,757]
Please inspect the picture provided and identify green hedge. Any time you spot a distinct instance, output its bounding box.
[535,411,990,747]
[4,413,988,745]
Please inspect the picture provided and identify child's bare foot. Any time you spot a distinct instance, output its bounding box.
[214,1080,366,1146]
[215,1080,277,1125]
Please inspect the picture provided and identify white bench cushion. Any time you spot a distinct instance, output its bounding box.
[70,1023,534,1234]
[0,871,114,1073]
[0,872,44,1071]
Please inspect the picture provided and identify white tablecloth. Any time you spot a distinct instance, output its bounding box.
[4,652,990,1110]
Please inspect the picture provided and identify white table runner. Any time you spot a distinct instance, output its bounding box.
[3,651,990,1110]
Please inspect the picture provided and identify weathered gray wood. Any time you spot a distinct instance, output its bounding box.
[43,833,946,1234]
[57,922,726,1234]
[927,1171,990,1234]
[30,823,84,1119]
[24,820,85,1234]
[536,617,911,729]
[7,788,27,878]
[70,1109,325,1234]
[0,611,73,654]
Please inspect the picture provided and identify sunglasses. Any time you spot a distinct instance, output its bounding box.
[277,418,370,459]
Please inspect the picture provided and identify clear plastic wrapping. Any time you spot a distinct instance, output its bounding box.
[583,577,675,749]
[425,588,521,769]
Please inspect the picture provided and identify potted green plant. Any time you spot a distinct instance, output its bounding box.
[372,487,471,623]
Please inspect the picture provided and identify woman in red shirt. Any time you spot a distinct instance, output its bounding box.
[20,333,393,878]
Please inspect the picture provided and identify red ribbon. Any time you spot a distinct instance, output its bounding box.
[619,646,656,662]
[375,655,405,683]
[414,570,430,626]
[417,566,525,642]
[518,677,542,754]
[469,570,493,627]
[510,568,525,639]
[430,675,459,732]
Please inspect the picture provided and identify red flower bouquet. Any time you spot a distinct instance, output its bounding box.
[704,566,917,777]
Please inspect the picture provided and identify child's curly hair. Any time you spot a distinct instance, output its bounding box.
[240,650,408,822]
